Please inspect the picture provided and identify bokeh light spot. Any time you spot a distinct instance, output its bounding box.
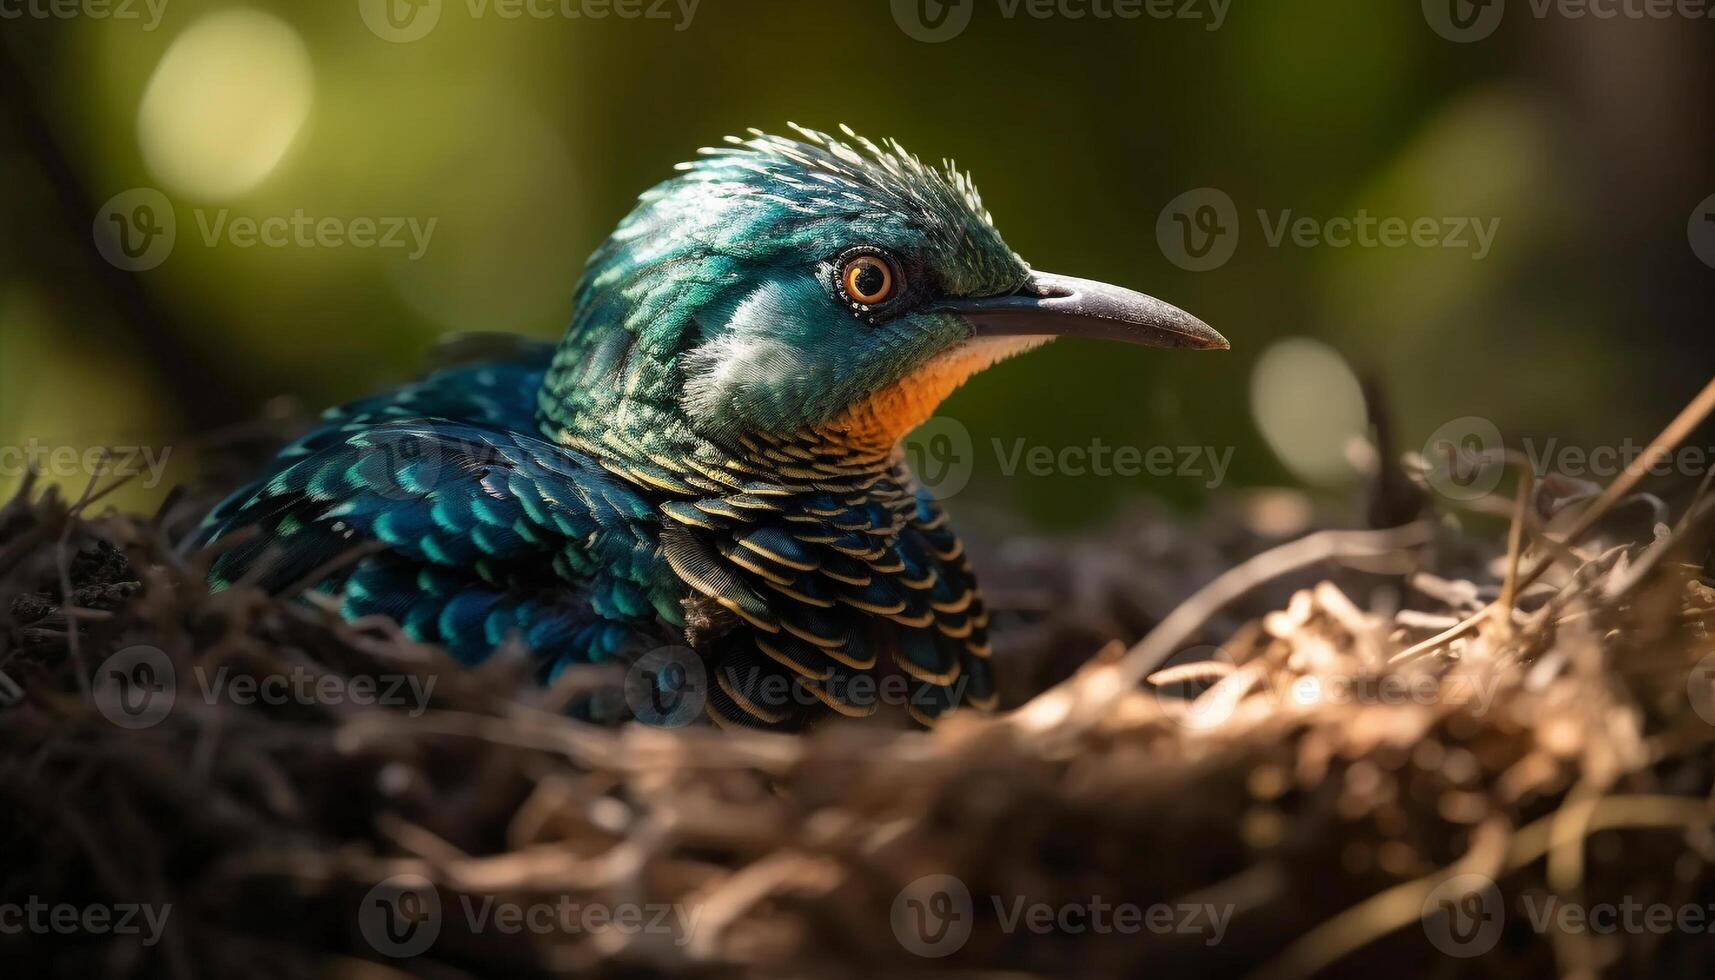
[1249,337,1367,485]
[137,10,314,200]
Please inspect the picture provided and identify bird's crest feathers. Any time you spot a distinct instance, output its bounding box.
[680,123,997,231]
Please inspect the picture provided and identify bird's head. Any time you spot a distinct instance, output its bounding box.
[540,126,1226,470]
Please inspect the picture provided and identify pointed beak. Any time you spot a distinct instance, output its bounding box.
[939,271,1229,351]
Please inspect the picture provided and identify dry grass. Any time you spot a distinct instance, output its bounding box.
[3,382,1714,979]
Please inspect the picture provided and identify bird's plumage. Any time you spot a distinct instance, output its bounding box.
[201,124,1223,728]
[203,344,680,670]
[202,127,1019,727]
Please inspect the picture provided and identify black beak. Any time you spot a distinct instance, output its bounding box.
[939,271,1228,351]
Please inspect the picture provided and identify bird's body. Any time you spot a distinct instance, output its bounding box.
[202,335,992,727]
[200,126,1226,729]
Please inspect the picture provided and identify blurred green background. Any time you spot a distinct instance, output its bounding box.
[1,0,1711,530]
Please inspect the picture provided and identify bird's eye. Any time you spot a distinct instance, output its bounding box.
[836,250,899,307]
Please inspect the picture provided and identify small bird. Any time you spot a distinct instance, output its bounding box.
[200,126,1227,729]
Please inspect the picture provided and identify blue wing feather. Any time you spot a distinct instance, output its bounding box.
[200,346,683,674]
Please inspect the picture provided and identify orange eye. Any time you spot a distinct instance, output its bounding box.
[840,253,896,305]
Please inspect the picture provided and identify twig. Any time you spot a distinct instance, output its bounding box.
[1394,373,1715,666]
[1147,660,1236,687]
[1496,468,1534,638]
[1010,523,1430,736]
[1255,794,1714,980]
[1605,495,1715,599]
[1251,818,1511,980]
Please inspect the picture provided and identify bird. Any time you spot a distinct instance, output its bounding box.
[198,125,1228,730]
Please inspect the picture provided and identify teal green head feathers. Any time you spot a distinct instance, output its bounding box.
[201,125,1227,729]
[539,125,1227,476]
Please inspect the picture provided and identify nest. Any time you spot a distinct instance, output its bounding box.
[4,383,1715,979]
